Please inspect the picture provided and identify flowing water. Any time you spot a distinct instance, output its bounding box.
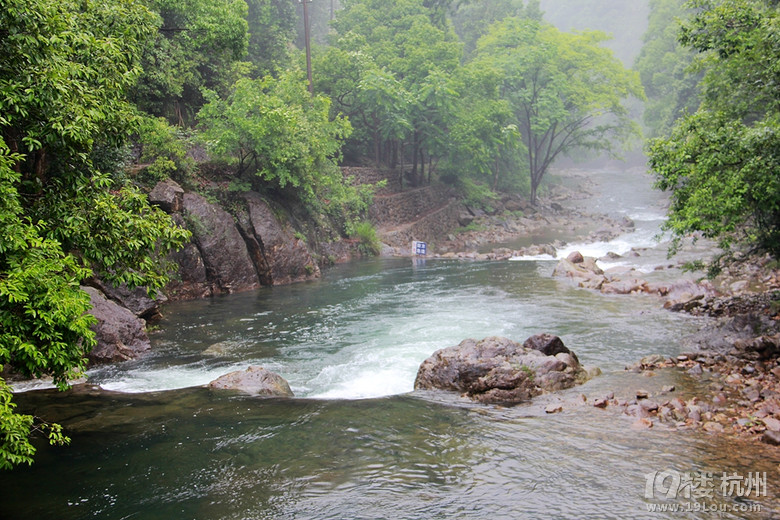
[3,167,779,519]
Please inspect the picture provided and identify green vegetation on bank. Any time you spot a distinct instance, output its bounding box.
[646,0,780,264]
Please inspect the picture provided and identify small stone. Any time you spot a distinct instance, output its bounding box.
[736,418,753,427]
[763,417,780,431]
[762,430,780,446]
[703,421,725,433]
[636,390,649,399]
[631,418,654,430]
[640,400,660,413]
[677,354,690,362]
[593,398,608,408]
[545,404,563,414]
[661,385,676,393]
[687,364,704,376]
[712,394,728,405]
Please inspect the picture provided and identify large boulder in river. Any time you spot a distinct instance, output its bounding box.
[183,193,260,293]
[83,286,150,364]
[208,366,294,397]
[414,335,589,404]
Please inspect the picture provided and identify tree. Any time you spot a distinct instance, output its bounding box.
[246,0,296,76]
[326,0,463,180]
[649,0,780,259]
[635,0,702,138]
[132,0,249,124]
[0,0,189,468]
[197,69,352,203]
[472,18,644,203]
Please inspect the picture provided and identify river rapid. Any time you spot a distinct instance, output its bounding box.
[3,166,778,519]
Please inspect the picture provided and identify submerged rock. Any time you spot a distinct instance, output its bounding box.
[414,335,589,404]
[208,366,294,397]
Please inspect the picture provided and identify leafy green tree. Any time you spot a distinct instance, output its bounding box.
[246,0,296,76]
[649,0,780,259]
[197,69,352,203]
[445,65,526,192]
[635,0,702,137]
[327,0,463,180]
[472,18,644,203]
[0,0,189,468]
[133,0,249,124]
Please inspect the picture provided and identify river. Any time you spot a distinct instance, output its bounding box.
[3,166,778,519]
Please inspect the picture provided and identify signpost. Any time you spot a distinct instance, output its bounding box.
[412,241,427,256]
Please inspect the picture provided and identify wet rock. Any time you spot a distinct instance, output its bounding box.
[763,416,780,431]
[148,179,184,213]
[566,251,584,264]
[687,363,704,376]
[545,404,563,414]
[636,390,649,399]
[632,418,653,429]
[83,286,150,365]
[243,193,320,285]
[662,385,676,393]
[762,430,780,446]
[89,278,162,320]
[414,336,588,404]
[523,333,575,359]
[183,193,260,293]
[593,398,608,408]
[703,421,725,433]
[208,366,294,397]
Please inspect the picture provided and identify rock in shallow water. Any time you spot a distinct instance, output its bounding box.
[208,366,294,397]
[414,335,590,404]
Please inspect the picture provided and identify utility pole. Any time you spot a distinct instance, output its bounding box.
[301,0,313,94]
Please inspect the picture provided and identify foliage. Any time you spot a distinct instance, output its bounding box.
[323,0,463,181]
[472,17,644,203]
[649,0,780,258]
[635,0,702,137]
[350,221,382,256]
[245,0,296,76]
[132,0,249,124]
[0,0,190,469]
[135,116,197,184]
[198,69,352,204]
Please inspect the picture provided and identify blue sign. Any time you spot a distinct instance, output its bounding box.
[413,241,427,256]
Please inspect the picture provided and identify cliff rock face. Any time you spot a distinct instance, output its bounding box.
[182,192,261,294]
[243,192,320,285]
[83,286,150,365]
[414,335,588,404]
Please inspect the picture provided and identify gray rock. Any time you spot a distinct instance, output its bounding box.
[762,430,780,446]
[148,179,184,213]
[83,286,150,365]
[244,193,320,285]
[183,193,260,293]
[566,251,584,264]
[90,279,162,320]
[414,336,587,404]
[208,366,294,397]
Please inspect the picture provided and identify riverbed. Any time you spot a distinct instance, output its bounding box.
[3,167,778,519]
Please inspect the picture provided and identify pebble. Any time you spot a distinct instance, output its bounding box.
[703,421,725,433]
[687,364,704,376]
[762,430,780,446]
[661,385,676,393]
[636,390,649,399]
[545,404,563,414]
[631,418,653,430]
[763,416,780,431]
[593,398,608,408]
